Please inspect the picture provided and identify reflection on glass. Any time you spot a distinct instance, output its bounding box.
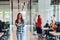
[0,11,3,21]
[4,11,10,22]
[0,11,10,40]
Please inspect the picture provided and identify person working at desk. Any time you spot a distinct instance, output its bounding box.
[50,20,57,31]
[44,20,50,28]
[35,15,42,38]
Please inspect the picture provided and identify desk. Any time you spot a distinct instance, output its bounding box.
[2,29,8,31]
[0,29,9,40]
[42,28,50,30]
[49,32,60,40]
[49,32,60,36]
[0,32,4,37]
[42,28,50,37]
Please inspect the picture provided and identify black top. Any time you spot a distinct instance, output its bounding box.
[44,23,50,28]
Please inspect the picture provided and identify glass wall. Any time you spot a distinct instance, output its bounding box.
[32,0,60,35]
[0,11,10,22]
[0,1,10,40]
[0,11,3,21]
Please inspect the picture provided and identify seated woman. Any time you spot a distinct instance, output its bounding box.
[50,20,57,32]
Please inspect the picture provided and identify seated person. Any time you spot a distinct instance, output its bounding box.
[50,20,57,31]
[0,21,5,29]
[44,20,50,28]
[0,20,2,31]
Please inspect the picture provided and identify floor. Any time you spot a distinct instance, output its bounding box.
[9,25,30,40]
[9,25,47,40]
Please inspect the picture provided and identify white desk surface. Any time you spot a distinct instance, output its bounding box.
[49,31,60,36]
[2,29,8,31]
[0,32,4,37]
[42,28,50,30]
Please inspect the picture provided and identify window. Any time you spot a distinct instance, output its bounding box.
[0,11,10,22]
[0,11,3,21]
[4,11,10,22]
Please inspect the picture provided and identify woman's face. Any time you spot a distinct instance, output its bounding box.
[19,14,22,19]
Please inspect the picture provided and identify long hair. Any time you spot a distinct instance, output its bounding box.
[38,15,41,19]
[15,13,24,23]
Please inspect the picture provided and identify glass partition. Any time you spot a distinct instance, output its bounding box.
[0,11,3,21]
[0,1,10,40]
[32,0,60,40]
[4,11,10,22]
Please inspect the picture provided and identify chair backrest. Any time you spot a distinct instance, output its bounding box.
[56,22,60,32]
[56,27,60,32]
[44,23,50,28]
[0,22,6,29]
[0,21,3,31]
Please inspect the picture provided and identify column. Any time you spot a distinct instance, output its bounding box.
[10,0,13,40]
[59,5,60,21]
[57,5,59,21]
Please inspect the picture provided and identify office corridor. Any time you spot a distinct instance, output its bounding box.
[11,25,47,40]
[0,0,60,40]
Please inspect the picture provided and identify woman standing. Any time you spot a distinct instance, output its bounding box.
[15,13,24,40]
[35,15,42,37]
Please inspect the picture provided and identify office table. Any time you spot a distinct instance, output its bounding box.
[0,33,4,37]
[49,32,60,36]
[49,31,60,40]
[2,29,8,31]
[42,28,50,30]
[42,28,50,37]
[0,32,4,40]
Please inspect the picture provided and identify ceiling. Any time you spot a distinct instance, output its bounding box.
[0,0,60,4]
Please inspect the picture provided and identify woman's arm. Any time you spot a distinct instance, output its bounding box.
[15,23,23,27]
[21,21,24,27]
[15,20,24,27]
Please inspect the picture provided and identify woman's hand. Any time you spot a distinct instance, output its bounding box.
[17,23,22,26]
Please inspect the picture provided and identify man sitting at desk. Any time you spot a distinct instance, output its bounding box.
[44,20,50,28]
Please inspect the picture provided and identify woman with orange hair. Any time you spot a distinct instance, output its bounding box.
[15,13,24,40]
[51,20,57,32]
